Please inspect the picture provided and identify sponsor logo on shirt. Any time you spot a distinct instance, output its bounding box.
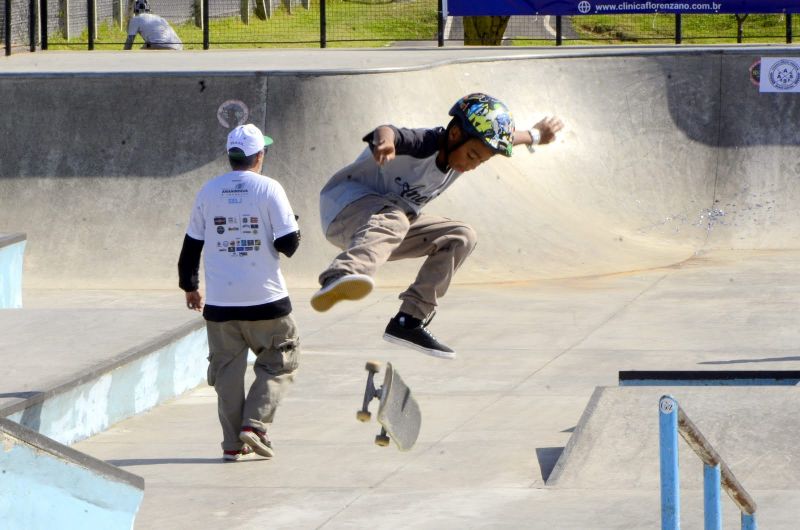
[214,216,226,225]
[222,182,248,195]
[216,226,225,234]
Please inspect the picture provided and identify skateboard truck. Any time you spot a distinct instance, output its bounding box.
[356,361,391,446]
[356,360,421,450]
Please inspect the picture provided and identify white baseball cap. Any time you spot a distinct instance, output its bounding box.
[226,124,274,156]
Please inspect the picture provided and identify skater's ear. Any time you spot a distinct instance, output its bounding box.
[447,120,465,145]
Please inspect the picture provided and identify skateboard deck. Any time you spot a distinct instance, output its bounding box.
[357,361,421,451]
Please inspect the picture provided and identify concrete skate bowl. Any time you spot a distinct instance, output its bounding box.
[1,48,798,289]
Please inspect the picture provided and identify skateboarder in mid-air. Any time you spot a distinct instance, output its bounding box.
[311,93,563,360]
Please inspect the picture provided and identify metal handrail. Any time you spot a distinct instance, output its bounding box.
[659,395,757,530]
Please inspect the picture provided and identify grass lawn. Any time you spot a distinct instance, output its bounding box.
[569,13,797,44]
[45,0,438,50]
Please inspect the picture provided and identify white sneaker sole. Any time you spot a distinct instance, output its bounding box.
[382,333,456,360]
[310,274,374,312]
[239,431,275,458]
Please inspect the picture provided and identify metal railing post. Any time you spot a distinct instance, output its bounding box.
[675,13,682,44]
[742,513,758,530]
[787,13,793,44]
[40,0,47,49]
[704,463,722,530]
[659,395,758,530]
[437,0,443,47]
[5,0,11,55]
[555,15,562,45]
[659,396,680,530]
[87,0,95,49]
[202,0,208,49]
[320,0,326,48]
[29,0,36,51]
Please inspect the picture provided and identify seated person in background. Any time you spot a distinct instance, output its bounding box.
[124,0,183,50]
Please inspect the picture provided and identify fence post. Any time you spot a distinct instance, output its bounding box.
[29,0,37,51]
[703,464,722,530]
[61,0,69,38]
[787,13,793,44]
[87,0,94,49]
[4,0,11,55]
[40,0,47,48]
[112,0,121,29]
[555,15,562,45]
[437,0,443,47]
[320,0,326,48]
[240,0,249,24]
[675,13,681,44]
[659,396,680,530]
[202,0,208,48]
[194,0,201,27]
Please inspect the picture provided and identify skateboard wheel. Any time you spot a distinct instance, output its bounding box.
[375,434,390,447]
[365,360,381,373]
[356,410,371,422]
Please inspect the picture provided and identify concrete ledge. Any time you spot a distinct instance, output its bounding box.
[2,318,208,446]
[0,233,26,247]
[548,386,800,490]
[0,417,144,529]
[0,233,25,308]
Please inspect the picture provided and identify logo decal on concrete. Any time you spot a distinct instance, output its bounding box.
[217,100,250,128]
[760,57,800,93]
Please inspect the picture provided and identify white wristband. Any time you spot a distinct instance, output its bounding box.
[529,128,541,145]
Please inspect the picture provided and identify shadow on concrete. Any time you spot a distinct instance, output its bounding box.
[107,457,271,466]
[700,356,800,365]
[0,392,44,433]
[535,446,564,482]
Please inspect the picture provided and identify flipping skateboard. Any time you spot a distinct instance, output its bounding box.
[356,361,421,451]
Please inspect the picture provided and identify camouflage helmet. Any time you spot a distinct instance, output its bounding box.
[449,93,515,157]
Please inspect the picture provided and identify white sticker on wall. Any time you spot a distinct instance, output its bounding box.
[760,58,800,93]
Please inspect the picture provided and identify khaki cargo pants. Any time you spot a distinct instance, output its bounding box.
[206,315,300,451]
[320,195,478,320]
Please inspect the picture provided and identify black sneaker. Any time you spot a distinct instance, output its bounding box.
[382,312,456,360]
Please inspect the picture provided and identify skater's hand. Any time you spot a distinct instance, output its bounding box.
[532,116,564,145]
[185,290,203,312]
[371,126,396,166]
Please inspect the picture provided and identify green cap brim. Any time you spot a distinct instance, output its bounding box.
[264,135,274,147]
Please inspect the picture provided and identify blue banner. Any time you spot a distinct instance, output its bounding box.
[447,0,800,16]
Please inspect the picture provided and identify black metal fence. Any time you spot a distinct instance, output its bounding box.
[2,0,797,55]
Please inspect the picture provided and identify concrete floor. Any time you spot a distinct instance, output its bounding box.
[74,250,800,529]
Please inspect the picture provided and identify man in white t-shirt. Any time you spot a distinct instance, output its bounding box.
[124,0,182,50]
[178,124,301,462]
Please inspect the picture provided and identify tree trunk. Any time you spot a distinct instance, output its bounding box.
[463,16,510,46]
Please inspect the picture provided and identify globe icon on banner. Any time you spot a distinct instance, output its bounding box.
[578,1,591,13]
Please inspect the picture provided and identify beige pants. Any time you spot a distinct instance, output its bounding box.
[206,315,300,451]
[321,195,478,320]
